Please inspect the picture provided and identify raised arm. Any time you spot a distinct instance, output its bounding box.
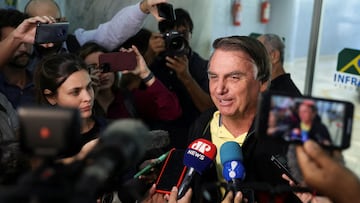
[0,16,55,68]
[74,0,167,51]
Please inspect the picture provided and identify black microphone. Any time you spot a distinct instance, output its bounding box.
[71,119,150,202]
[177,138,217,199]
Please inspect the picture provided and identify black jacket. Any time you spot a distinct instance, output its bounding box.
[187,107,301,203]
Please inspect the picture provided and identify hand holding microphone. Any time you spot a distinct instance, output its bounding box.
[177,138,217,199]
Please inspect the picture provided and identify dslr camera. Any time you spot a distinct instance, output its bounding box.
[162,30,190,56]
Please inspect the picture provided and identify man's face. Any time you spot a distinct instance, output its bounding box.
[298,104,315,124]
[208,49,267,119]
[175,25,191,43]
[1,27,32,68]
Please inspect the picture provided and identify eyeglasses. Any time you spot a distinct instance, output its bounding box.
[87,63,110,73]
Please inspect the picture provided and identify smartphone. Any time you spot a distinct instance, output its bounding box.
[155,148,187,194]
[157,3,176,22]
[271,155,300,185]
[98,51,137,72]
[34,22,69,44]
[255,91,354,150]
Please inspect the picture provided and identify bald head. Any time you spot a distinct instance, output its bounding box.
[24,0,61,18]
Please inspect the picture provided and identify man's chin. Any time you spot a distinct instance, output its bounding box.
[9,59,30,69]
[34,43,63,56]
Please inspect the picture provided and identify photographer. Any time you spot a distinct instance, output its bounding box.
[146,8,214,149]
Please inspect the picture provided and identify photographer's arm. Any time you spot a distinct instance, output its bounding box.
[74,0,167,51]
[165,55,214,112]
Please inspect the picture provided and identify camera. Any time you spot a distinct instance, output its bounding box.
[162,30,190,56]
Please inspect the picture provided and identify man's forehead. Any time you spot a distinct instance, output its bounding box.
[26,1,61,18]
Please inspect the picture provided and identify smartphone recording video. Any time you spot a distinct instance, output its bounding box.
[34,22,69,44]
[98,51,137,72]
[255,92,354,150]
[155,148,187,194]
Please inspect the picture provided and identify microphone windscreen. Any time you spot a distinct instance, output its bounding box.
[96,119,151,169]
[146,130,170,150]
[183,138,217,174]
[220,141,243,165]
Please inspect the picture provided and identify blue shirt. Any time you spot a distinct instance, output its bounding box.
[0,70,36,109]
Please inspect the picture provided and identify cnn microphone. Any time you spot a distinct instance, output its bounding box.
[220,141,245,193]
[177,138,217,199]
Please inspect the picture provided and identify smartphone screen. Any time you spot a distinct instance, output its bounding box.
[34,22,69,44]
[256,92,354,150]
[98,51,137,72]
[155,148,187,194]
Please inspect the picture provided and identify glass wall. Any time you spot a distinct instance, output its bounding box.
[310,0,360,175]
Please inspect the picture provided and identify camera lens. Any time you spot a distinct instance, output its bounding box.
[163,30,189,56]
[169,36,185,50]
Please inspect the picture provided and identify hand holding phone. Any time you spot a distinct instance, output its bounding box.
[271,155,300,185]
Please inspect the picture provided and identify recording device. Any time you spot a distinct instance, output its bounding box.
[73,119,150,202]
[155,148,187,194]
[255,91,354,150]
[271,154,300,185]
[98,51,137,72]
[162,31,190,56]
[177,138,217,199]
[220,141,254,203]
[17,106,81,158]
[157,3,176,22]
[34,22,69,44]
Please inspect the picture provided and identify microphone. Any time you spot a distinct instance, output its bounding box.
[71,119,150,202]
[220,141,245,193]
[177,138,217,199]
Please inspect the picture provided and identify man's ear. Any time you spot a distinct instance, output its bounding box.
[260,80,270,92]
[271,50,281,64]
[43,89,57,105]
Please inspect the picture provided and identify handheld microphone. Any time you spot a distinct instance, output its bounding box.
[220,141,245,193]
[71,119,150,202]
[177,138,217,199]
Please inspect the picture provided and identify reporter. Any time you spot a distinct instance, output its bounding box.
[34,53,106,162]
[296,140,360,203]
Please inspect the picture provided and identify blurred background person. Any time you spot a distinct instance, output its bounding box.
[257,33,302,96]
[0,9,37,108]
